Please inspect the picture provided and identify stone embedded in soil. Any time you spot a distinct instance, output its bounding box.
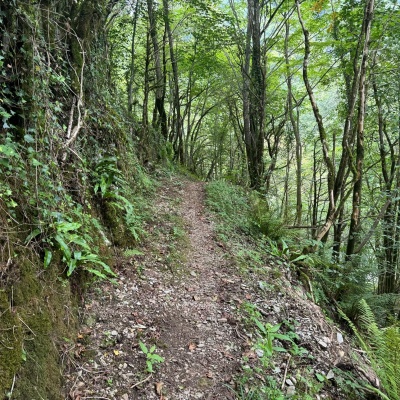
[317,339,328,349]
[326,370,335,380]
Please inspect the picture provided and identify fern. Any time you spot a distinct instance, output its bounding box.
[339,300,400,399]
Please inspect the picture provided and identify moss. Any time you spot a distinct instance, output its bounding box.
[101,199,136,247]
[0,254,78,399]
[0,291,23,396]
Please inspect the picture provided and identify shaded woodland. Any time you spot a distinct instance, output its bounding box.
[1,0,400,398]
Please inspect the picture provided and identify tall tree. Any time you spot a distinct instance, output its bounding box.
[242,0,266,190]
[147,0,168,140]
[346,0,375,257]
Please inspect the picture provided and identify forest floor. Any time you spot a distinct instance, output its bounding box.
[63,176,375,400]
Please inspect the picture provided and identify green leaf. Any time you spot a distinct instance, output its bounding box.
[146,360,154,373]
[67,258,77,276]
[56,221,81,233]
[254,318,267,335]
[86,268,107,279]
[316,373,325,382]
[268,323,282,333]
[150,345,156,353]
[151,354,164,363]
[25,228,41,244]
[23,134,35,143]
[139,341,148,354]
[54,234,71,260]
[44,250,52,268]
[273,333,292,341]
[291,254,308,263]
[272,346,288,353]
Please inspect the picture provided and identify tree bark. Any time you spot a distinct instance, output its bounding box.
[163,0,183,162]
[127,0,140,116]
[285,19,302,225]
[242,0,265,190]
[147,0,168,141]
[346,0,375,258]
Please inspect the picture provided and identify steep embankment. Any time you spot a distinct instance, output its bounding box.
[64,177,375,400]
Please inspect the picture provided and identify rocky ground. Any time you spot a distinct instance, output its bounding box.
[63,177,376,400]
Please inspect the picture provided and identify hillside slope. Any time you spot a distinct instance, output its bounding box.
[63,176,376,400]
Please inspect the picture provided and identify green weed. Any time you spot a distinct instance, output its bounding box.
[138,341,165,373]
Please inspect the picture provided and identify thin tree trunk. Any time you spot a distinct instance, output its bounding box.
[242,0,265,190]
[285,19,302,224]
[163,0,183,162]
[346,0,375,257]
[147,0,168,141]
[296,0,335,240]
[128,0,140,116]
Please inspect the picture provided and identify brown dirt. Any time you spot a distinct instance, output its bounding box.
[63,178,377,400]
[64,179,246,400]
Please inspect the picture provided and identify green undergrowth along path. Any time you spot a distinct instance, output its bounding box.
[205,179,398,400]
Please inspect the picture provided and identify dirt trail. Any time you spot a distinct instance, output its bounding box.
[65,179,246,399]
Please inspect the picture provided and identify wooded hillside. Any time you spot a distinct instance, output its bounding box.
[1,0,400,398]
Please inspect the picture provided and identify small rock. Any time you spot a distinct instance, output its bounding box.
[286,386,296,396]
[100,358,107,367]
[317,339,328,349]
[286,378,294,386]
[122,394,129,400]
[337,332,344,344]
[256,349,264,358]
[273,305,280,313]
[326,370,335,380]
[111,330,118,336]
[190,271,197,277]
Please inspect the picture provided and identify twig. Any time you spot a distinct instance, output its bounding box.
[66,96,76,140]
[0,338,14,350]
[130,373,152,388]
[7,374,16,399]
[281,354,292,390]
[17,316,36,337]
[255,305,269,318]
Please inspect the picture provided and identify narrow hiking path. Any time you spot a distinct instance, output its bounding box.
[64,177,369,400]
[64,178,246,399]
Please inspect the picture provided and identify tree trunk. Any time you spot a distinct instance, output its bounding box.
[296,0,335,239]
[243,0,265,190]
[285,19,302,225]
[147,0,168,141]
[163,0,183,162]
[346,0,375,258]
[127,0,140,116]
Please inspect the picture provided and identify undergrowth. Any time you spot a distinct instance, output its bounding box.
[205,179,397,399]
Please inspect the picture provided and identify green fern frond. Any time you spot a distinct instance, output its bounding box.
[339,300,400,400]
